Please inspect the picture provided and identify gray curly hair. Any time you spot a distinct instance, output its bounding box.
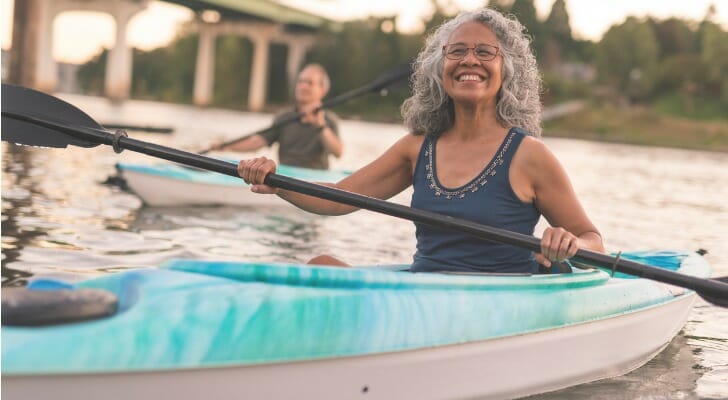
[402,9,543,137]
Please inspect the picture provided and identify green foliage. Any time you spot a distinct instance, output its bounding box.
[653,93,728,121]
[653,54,707,94]
[267,43,290,104]
[305,17,420,119]
[542,0,575,66]
[542,71,591,104]
[700,22,728,87]
[212,36,252,107]
[650,18,697,57]
[132,34,197,103]
[595,17,659,101]
[485,0,511,14]
[76,49,106,96]
[510,0,545,58]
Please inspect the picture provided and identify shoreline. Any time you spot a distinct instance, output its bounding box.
[542,102,728,153]
[56,92,728,153]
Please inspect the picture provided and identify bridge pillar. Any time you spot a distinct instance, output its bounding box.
[10,0,147,95]
[190,20,317,111]
[6,0,40,86]
[104,1,147,100]
[193,23,217,106]
[34,0,57,93]
[248,32,271,112]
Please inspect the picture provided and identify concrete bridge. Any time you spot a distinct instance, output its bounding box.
[6,0,338,110]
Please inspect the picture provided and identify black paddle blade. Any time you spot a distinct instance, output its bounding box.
[1,84,101,148]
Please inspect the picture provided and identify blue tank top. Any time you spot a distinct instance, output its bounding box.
[410,128,541,273]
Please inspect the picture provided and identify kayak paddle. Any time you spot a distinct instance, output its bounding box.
[100,123,174,134]
[2,83,728,308]
[197,61,412,155]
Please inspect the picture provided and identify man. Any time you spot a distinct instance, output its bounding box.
[215,64,343,170]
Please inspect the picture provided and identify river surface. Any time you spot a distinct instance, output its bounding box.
[2,94,727,399]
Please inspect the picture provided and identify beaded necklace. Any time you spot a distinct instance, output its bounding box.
[424,130,515,200]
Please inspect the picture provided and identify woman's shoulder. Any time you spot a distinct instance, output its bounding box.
[387,132,428,162]
[510,128,547,153]
[400,132,428,151]
[511,130,559,170]
[401,132,428,144]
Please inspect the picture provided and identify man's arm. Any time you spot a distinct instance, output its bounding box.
[217,134,268,152]
[320,125,343,158]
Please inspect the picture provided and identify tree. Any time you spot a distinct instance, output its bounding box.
[650,18,697,58]
[76,49,107,96]
[700,21,728,100]
[485,0,511,14]
[131,32,197,103]
[510,0,544,57]
[542,0,574,66]
[213,36,253,107]
[596,17,659,101]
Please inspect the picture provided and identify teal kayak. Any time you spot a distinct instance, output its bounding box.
[115,162,351,207]
[1,251,710,399]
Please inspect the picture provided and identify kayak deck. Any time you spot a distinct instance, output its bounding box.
[2,251,709,375]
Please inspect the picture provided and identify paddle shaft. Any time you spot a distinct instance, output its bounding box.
[6,110,728,302]
[199,64,410,154]
[101,123,173,134]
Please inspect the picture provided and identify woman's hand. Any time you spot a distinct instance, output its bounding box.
[535,227,579,268]
[237,157,279,194]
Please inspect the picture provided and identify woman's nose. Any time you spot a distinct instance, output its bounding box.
[459,49,481,65]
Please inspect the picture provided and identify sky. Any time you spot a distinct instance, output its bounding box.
[1,0,727,64]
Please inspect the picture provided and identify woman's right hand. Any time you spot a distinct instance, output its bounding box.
[237,157,279,194]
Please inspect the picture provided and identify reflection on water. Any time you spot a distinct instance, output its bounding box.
[1,94,727,398]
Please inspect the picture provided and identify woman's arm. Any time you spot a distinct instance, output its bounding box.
[238,134,422,215]
[512,137,604,266]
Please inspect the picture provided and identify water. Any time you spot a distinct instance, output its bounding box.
[2,94,727,399]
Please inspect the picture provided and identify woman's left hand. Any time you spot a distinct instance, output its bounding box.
[535,227,579,268]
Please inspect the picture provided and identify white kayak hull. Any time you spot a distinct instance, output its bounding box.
[2,293,695,400]
[116,162,350,207]
[121,168,288,207]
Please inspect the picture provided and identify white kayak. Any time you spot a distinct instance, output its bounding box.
[115,162,351,207]
[1,251,711,399]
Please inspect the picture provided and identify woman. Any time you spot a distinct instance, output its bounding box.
[237,8,604,273]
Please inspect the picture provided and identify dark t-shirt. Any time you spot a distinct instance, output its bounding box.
[259,109,340,170]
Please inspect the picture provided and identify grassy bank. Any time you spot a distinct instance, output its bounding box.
[543,103,728,152]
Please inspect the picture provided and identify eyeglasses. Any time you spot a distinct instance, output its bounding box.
[442,43,499,61]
